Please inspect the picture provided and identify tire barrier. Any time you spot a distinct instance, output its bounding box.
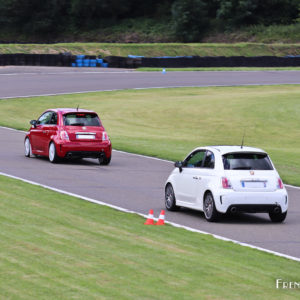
[0,53,76,67]
[96,55,300,68]
[140,56,300,68]
[1,53,300,68]
[104,56,142,68]
[0,53,109,68]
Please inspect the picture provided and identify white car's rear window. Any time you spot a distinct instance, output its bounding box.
[222,152,273,170]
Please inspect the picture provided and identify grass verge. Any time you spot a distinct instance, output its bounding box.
[0,42,300,57]
[1,174,300,299]
[0,85,299,185]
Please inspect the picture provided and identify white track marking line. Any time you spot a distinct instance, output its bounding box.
[1,170,300,263]
[1,83,300,100]
[285,184,300,190]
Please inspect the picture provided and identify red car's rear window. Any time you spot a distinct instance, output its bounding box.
[63,113,101,127]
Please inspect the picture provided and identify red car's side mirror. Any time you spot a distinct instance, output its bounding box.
[30,120,37,128]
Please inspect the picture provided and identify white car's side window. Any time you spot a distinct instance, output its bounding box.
[203,151,215,169]
[183,150,206,168]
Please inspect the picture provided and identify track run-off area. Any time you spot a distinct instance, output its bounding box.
[1,66,300,260]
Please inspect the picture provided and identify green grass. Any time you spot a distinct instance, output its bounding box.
[246,23,300,44]
[138,67,300,72]
[0,85,300,185]
[1,175,300,299]
[203,23,300,44]
[0,42,300,57]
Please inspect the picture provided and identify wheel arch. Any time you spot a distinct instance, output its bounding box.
[165,181,176,194]
[165,181,172,190]
[203,189,213,201]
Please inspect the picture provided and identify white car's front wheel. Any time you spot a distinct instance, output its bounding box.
[24,137,32,157]
[165,184,179,211]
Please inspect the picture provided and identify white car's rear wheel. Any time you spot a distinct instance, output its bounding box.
[203,192,219,222]
[269,210,287,223]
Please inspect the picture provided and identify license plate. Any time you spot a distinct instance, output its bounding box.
[76,134,95,140]
[242,181,266,188]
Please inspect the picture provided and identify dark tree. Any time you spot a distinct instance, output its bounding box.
[172,0,210,42]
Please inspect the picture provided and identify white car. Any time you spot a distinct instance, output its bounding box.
[165,146,288,222]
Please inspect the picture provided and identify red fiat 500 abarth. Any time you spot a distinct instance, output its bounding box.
[24,108,112,164]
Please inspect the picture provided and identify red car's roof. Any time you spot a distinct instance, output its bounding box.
[48,108,97,114]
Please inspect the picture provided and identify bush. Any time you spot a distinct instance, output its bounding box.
[217,0,299,28]
[172,0,210,42]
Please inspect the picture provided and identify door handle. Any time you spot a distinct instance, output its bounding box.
[193,176,198,180]
[43,130,49,134]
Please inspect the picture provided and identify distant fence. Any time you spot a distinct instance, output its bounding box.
[1,53,300,68]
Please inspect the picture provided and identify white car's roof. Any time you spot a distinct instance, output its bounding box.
[201,145,266,155]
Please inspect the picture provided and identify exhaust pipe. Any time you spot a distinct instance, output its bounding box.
[273,206,281,214]
[230,207,237,214]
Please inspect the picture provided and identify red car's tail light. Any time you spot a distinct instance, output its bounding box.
[277,178,284,189]
[60,131,69,140]
[222,177,232,189]
[102,131,109,141]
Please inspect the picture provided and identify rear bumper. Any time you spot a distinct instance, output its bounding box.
[226,204,283,214]
[214,189,288,214]
[56,140,112,159]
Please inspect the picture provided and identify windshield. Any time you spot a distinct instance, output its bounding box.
[63,113,101,126]
[222,152,273,170]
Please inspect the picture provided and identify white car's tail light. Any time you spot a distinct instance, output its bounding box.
[60,130,69,140]
[277,178,284,189]
[102,131,109,141]
[222,177,232,189]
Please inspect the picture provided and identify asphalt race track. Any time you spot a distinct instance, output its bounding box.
[1,66,300,98]
[1,66,300,259]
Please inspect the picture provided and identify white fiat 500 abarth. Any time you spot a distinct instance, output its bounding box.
[165,146,288,222]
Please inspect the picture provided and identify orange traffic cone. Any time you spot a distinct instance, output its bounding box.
[156,210,165,225]
[144,209,155,225]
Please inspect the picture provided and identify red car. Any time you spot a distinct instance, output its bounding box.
[24,108,112,164]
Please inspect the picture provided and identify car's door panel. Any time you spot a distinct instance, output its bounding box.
[193,151,216,208]
[30,125,44,152]
[175,150,206,204]
[30,111,53,154]
[41,113,58,154]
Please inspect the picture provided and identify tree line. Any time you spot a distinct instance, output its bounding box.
[0,0,298,42]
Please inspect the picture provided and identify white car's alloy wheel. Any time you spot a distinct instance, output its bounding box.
[203,192,219,222]
[165,184,179,211]
[204,194,213,219]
